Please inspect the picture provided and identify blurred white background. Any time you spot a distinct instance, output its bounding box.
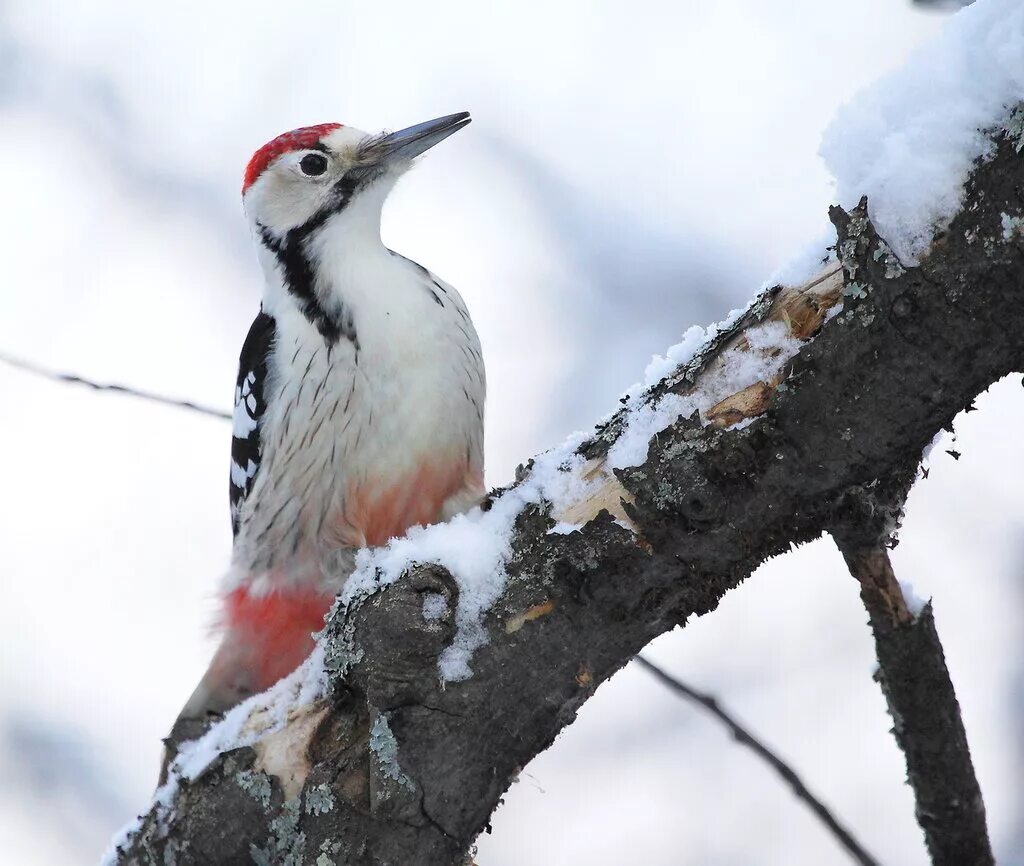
[0,1,1019,864]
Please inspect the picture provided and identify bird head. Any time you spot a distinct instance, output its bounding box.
[241,113,471,243]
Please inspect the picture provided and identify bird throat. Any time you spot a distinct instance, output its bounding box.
[257,221,359,347]
[255,172,366,345]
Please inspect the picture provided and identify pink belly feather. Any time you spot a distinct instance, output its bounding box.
[224,457,479,692]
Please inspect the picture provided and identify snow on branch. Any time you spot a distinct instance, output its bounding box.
[110,3,1024,862]
[822,0,1024,263]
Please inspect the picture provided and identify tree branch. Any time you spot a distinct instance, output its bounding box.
[111,121,1024,865]
[825,197,997,866]
[635,656,880,866]
[833,524,994,865]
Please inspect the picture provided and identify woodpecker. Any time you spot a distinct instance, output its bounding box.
[174,113,485,730]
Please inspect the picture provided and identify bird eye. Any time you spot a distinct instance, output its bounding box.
[299,153,328,177]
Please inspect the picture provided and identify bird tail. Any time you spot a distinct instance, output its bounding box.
[160,584,335,782]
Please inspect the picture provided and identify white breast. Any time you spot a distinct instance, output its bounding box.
[230,241,485,595]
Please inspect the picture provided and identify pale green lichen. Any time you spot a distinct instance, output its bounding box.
[1000,212,1024,241]
[304,783,335,816]
[842,282,868,301]
[839,240,861,280]
[872,240,906,279]
[321,607,365,683]
[369,713,415,799]
[847,213,870,237]
[235,769,273,809]
[250,797,305,866]
[315,838,344,866]
[837,209,871,282]
[1006,104,1024,153]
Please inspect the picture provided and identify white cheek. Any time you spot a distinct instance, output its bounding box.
[247,170,334,233]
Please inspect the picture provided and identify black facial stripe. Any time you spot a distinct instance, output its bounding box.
[257,221,337,341]
[256,172,367,345]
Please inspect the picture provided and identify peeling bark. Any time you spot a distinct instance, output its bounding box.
[115,126,1024,865]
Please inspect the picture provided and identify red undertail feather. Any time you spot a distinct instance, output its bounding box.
[214,461,481,696]
[221,586,335,691]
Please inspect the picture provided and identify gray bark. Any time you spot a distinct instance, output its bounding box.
[114,123,1024,865]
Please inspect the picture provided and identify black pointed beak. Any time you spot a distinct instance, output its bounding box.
[367,112,472,164]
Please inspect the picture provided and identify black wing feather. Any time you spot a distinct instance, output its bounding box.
[230,310,276,536]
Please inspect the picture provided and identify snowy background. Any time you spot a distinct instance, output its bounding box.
[0,1,1021,864]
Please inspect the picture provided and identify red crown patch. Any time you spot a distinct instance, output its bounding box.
[242,123,342,194]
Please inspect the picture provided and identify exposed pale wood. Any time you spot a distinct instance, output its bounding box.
[252,702,330,800]
[553,457,637,530]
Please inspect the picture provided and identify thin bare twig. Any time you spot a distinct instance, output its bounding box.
[0,351,232,420]
[635,655,880,866]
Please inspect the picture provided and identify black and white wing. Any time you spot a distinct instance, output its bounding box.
[230,310,276,536]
